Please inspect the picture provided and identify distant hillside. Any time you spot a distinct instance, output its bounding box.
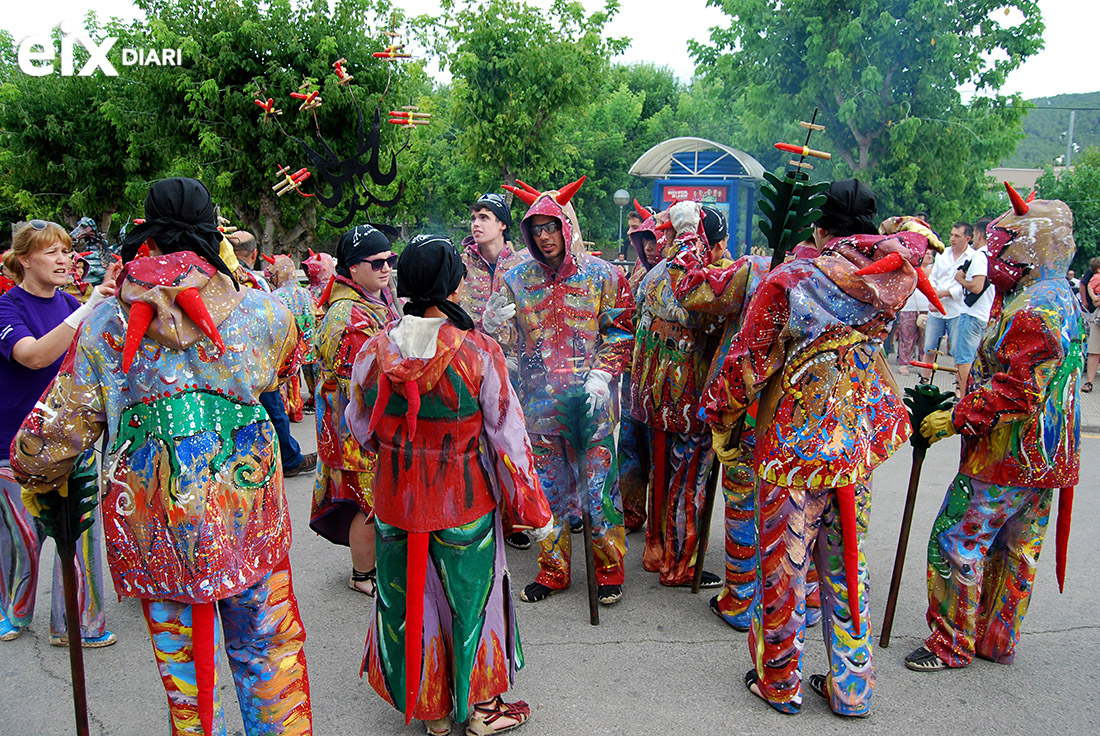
[1002,91,1100,168]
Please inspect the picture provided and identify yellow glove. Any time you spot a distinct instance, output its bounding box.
[20,481,68,519]
[920,409,956,445]
[712,427,743,467]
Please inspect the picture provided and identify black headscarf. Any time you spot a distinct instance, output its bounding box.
[336,224,391,278]
[817,178,878,237]
[120,178,234,285]
[397,234,475,331]
[701,205,728,246]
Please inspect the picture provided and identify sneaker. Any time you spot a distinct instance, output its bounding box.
[50,630,118,648]
[0,616,22,641]
[505,531,531,550]
[284,452,318,478]
[597,584,622,605]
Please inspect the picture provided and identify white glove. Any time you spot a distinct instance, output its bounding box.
[584,369,613,413]
[482,291,516,334]
[63,285,110,328]
[529,519,554,542]
[669,201,702,235]
[506,355,519,373]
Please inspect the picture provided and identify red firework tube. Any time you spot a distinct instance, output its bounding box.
[836,483,862,636]
[909,360,952,373]
[1056,487,1073,593]
[774,142,831,160]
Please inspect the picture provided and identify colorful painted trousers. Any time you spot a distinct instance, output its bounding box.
[749,480,873,717]
[531,434,626,589]
[711,457,822,630]
[618,414,650,532]
[0,454,107,638]
[364,512,520,723]
[642,428,712,586]
[142,558,311,736]
[924,475,1051,668]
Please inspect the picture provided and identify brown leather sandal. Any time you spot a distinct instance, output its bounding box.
[465,696,530,735]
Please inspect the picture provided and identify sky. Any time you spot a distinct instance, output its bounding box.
[2,0,1097,99]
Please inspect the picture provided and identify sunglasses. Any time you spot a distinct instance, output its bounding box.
[364,254,398,271]
[29,219,58,231]
[529,221,562,237]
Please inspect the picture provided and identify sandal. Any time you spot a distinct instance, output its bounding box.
[662,571,722,589]
[349,568,377,597]
[465,695,530,736]
[597,584,622,605]
[505,532,531,550]
[905,645,950,672]
[425,716,453,735]
[520,582,558,602]
[1083,382,1093,393]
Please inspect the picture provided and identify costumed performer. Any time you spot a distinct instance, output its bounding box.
[347,234,553,736]
[905,190,1082,673]
[706,179,941,717]
[483,177,635,606]
[262,253,317,423]
[311,224,401,595]
[11,178,313,735]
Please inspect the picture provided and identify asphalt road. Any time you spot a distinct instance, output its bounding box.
[2,420,1097,735]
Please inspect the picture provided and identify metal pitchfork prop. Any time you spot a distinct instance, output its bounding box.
[35,452,101,735]
[691,111,830,593]
[878,362,954,647]
[552,357,602,625]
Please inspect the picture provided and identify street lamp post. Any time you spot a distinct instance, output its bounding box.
[613,188,630,260]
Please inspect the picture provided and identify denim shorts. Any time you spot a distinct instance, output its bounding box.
[952,314,986,365]
[923,314,956,354]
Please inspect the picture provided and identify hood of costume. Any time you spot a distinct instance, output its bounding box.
[11,249,306,603]
[952,195,1081,488]
[262,254,297,290]
[497,179,635,439]
[302,250,336,304]
[70,217,116,286]
[261,255,316,365]
[628,209,672,273]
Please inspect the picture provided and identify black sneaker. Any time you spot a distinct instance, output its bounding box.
[284,452,317,478]
[505,531,531,550]
[569,520,583,534]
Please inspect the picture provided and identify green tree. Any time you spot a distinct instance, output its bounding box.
[1035,146,1100,273]
[423,0,627,190]
[692,0,1045,226]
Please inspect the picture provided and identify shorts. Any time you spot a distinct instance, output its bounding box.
[923,314,956,355]
[1088,317,1100,355]
[952,314,986,365]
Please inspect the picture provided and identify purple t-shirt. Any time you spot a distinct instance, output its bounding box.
[0,287,79,461]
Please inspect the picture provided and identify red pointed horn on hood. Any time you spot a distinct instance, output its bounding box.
[122,301,155,373]
[261,254,276,265]
[317,274,335,307]
[136,242,150,259]
[1025,189,1036,203]
[1005,181,1029,216]
[307,248,316,258]
[854,252,905,275]
[515,179,541,196]
[633,198,651,220]
[656,220,675,231]
[501,184,538,206]
[917,267,947,315]
[555,175,586,206]
[176,287,226,355]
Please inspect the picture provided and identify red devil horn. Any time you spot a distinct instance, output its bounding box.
[854,252,905,276]
[555,175,586,206]
[122,301,155,373]
[501,185,538,206]
[837,484,863,637]
[633,198,650,220]
[261,254,276,265]
[515,179,541,196]
[317,275,335,306]
[917,266,946,315]
[176,287,226,355]
[656,220,675,231]
[1005,181,1029,216]
[136,242,150,259]
[307,248,316,258]
[1025,189,1036,203]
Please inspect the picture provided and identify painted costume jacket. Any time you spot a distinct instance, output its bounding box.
[459,236,524,328]
[265,255,317,363]
[631,240,720,434]
[497,196,635,440]
[11,251,305,603]
[703,234,928,489]
[316,277,400,473]
[347,318,552,533]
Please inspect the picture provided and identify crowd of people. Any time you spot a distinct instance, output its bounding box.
[0,172,1083,733]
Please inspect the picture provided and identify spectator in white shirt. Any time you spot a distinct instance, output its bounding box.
[953,218,995,396]
[919,222,972,382]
